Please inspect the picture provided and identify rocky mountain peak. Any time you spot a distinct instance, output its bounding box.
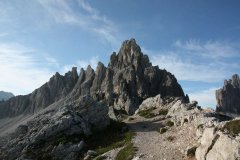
[109,38,151,70]
[216,74,240,114]
[231,74,240,88]
[0,38,185,117]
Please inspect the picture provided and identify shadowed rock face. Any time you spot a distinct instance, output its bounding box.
[216,74,240,114]
[0,39,185,117]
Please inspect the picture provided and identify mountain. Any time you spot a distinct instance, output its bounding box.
[0,68,78,118]
[1,39,238,160]
[0,91,14,101]
[216,74,240,115]
[0,38,185,119]
[0,39,187,159]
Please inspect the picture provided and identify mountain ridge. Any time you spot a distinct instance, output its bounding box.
[0,38,185,118]
[0,91,14,101]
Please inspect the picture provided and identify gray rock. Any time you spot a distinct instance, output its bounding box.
[216,74,240,115]
[0,67,79,118]
[87,150,97,156]
[196,123,240,160]
[0,39,186,160]
[15,125,28,136]
[0,91,14,101]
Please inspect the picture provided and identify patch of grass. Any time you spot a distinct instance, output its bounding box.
[166,120,174,127]
[166,136,175,142]
[86,120,135,155]
[223,119,240,136]
[158,127,168,134]
[116,143,137,160]
[95,155,107,160]
[138,107,156,118]
[158,109,168,115]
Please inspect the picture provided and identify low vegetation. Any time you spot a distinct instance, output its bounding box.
[138,107,156,118]
[222,119,240,136]
[87,120,135,156]
[158,127,168,134]
[166,120,174,127]
[158,109,168,115]
[25,120,135,159]
[116,143,137,160]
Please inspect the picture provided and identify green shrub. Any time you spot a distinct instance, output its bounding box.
[95,155,107,160]
[159,127,168,134]
[223,120,240,136]
[158,109,168,115]
[166,121,174,127]
[86,120,135,155]
[138,108,156,118]
[116,143,137,160]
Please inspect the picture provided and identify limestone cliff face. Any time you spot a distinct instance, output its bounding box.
[0,67,78,118]
[216,74,240,114]
[0,39,185,117]
[69,39,185,114]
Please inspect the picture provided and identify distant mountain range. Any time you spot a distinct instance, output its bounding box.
[0,91,14,101]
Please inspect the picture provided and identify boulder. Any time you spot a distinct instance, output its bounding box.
[196,122,240,160]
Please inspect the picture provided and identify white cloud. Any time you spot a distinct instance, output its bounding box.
[62,56,99,73]
[175,40,239,58]
[150,53,228,82]
[189,88,217,108]
[144,40,240,83]
[0,43,56,95]
[37,0,120,46]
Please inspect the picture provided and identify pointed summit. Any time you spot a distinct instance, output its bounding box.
[109,38,151,70]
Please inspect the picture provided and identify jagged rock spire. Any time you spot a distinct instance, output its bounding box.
[0,38,185,117]
[216,74,240,114]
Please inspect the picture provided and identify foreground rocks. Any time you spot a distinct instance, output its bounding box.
[216,74,240,115]
[196,121,240,160]
[0,96,109,159]
[132,94,240,160]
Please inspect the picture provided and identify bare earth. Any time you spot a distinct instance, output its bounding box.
[125,115,197,160]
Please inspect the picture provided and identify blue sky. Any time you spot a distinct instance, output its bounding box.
[0,0,240,108]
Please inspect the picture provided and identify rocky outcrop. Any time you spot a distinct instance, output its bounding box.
[0,67,79,118]
[0,91,14,101]
[196,124,240,160]
[216,74,240,115]
[0,95,110,160]
[70,39,184,115]
[61,39,185,116]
